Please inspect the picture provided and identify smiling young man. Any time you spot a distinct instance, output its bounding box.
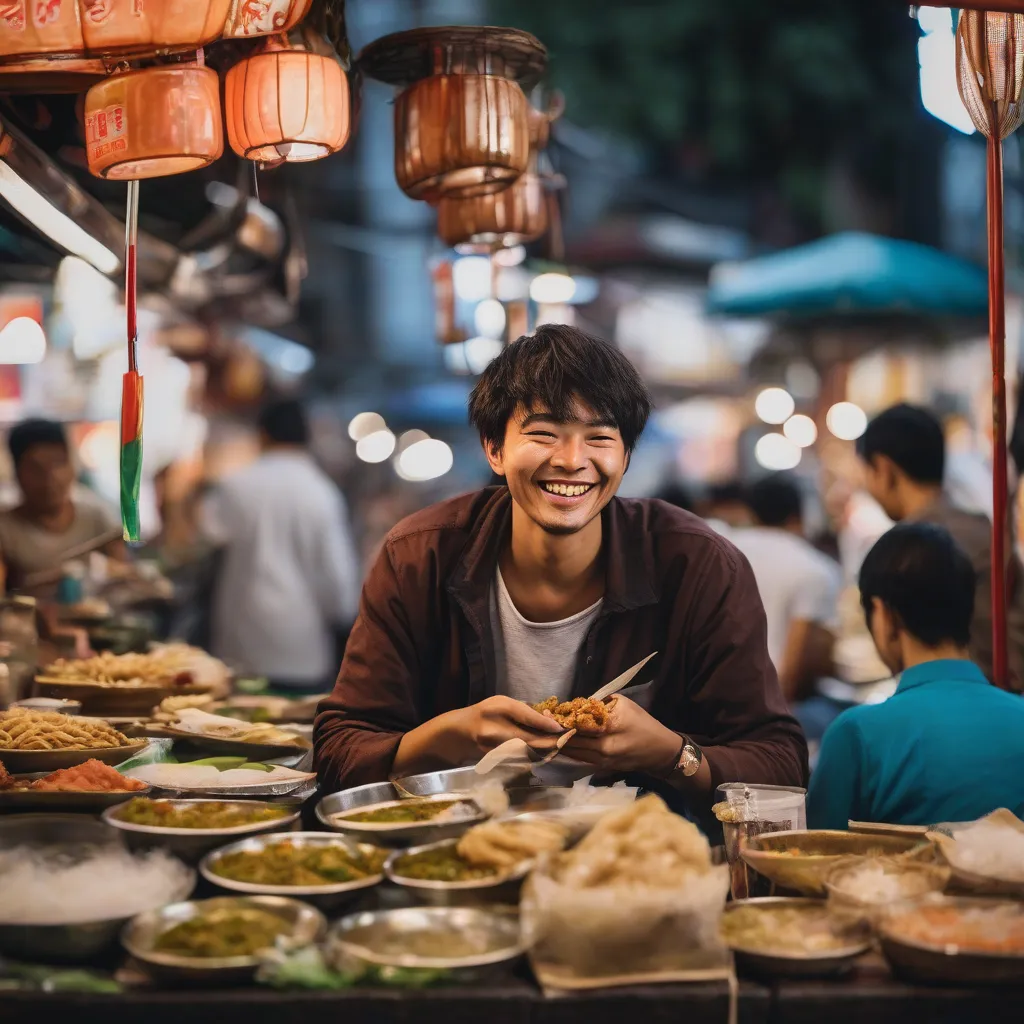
[314,325,808,815]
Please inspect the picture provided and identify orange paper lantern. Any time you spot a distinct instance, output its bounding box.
[84,64,223,179]
[225,24,350,164]
[395,73,530,201]
[0,0,311,89]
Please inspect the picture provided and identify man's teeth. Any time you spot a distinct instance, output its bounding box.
[541,483,593,497]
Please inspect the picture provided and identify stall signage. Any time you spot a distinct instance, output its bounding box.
[85,103,127,163]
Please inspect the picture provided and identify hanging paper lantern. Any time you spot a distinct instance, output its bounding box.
[225,21,350,164]
[358,26,547,202]
[0,0,311,89]
[84,64,223,179]
[435,99,563,251]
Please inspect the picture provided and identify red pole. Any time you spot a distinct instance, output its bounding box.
[986,113,1010,689]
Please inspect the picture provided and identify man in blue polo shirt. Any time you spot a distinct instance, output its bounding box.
[808,522,1024,829]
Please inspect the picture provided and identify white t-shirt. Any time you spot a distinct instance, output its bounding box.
[489,567,602,706]
[725,526,842,672]
[200,450,360,685]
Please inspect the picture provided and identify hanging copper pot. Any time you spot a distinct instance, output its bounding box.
[84,63,224,179]
[358,26,547,202]
[394,72,529,200]
[225,22,350,164]
[434,96,563,250]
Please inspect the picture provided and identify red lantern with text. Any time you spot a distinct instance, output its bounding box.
[225,22,350,164]
[85,64,224,179]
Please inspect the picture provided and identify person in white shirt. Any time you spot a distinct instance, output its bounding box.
[201,399,360,692]
[727,474,841,704]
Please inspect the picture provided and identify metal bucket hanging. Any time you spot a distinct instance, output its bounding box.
[435,96,563,251]
[84,62,224,179]
[358,25,547,202]
[955,8,1024,689]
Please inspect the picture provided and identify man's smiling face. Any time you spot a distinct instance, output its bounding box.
[485,397,628,535]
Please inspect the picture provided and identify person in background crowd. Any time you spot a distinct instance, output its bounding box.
[808,523,1024,828]
[697,481,754,533]
[201,398,360,693]
[0,418,124,597]
[653,482,697,516]
[315,324,808,818]
[728,474,841,704]
[858,403,1024,691]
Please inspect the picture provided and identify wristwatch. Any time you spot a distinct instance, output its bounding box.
[667,734,703,778]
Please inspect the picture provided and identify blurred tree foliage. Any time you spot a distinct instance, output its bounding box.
[491,0,929,235]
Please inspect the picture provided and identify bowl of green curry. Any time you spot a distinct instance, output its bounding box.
[385,839,532,907]
[103,798,301,864]
[317,788,488,846]
[200,832,388,910]
[122,895,326,984]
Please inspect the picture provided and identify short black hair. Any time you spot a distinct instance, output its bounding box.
[707,481,747,506]
[8,418,68,469]
[468,325,652,454]
[857,403,945,484]
[257,398,309,446]
[748,473,803,527]
[859,522,975,647]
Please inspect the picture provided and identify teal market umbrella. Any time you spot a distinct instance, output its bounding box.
[706,231,988,320]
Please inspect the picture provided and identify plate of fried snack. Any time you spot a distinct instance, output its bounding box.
[145,708,311,759]
[0,707,147,773]
[0,756,150,810]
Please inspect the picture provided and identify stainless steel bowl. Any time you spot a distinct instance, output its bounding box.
[396,765,534,795]
[122,895,326,985]
[329,905,523,980]
[317,789,486,847]
[200,832,385,911]
[385,839,530,907]
[0,814,195,963]
[722,897,871,979]
[102,799,302,864]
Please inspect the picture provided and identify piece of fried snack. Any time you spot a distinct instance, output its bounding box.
[532,696,610,733]
[457,818,569,870]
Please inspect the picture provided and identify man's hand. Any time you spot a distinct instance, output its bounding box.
[563,695,682,775]
[448,695,565,758]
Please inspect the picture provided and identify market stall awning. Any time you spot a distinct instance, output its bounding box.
[706,231,989,319]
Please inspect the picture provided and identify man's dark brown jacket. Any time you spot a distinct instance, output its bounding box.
[315,488,808,804]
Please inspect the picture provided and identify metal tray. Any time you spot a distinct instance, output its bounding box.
[122,896,325,984]
[143,725,310,760]
[385,838,529,907]
[200,832,384,911]
[102,799,301,864]
[0,739,149,774]
[0,772,151,812]
[329,905,523,976]
[317,790,486,847]
[723,898,871,979]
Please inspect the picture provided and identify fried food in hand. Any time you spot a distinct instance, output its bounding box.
[532,696,610,733]
[0,708,131,750]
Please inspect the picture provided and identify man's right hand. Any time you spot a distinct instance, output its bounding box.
[448,695,565,758]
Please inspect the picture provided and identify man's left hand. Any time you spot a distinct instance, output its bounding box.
[562,695,681,775]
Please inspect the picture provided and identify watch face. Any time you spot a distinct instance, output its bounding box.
[680,745,701,777]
